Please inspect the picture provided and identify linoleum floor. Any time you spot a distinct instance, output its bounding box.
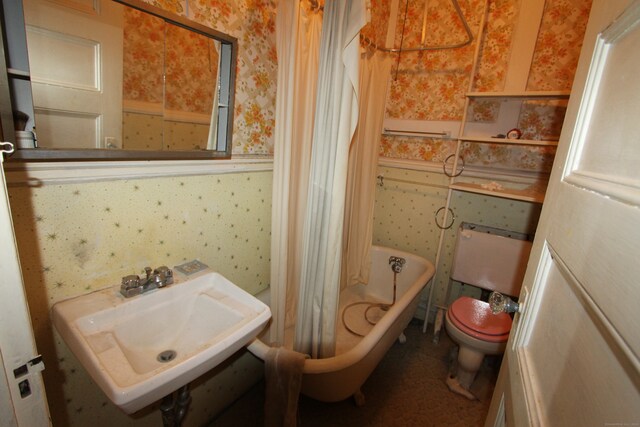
[210,319,499,427]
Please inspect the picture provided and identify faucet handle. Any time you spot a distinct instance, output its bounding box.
[120,274,142,297]
[121,274,140,290]
[144,266,152,280]
[154,266,174,287]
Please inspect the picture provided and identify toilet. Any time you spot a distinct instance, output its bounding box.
[444,223,532,398]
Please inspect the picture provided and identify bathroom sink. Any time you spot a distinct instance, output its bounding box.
[51,269,271,414]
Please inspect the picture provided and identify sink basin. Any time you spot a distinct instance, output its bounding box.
[51,269,271,414]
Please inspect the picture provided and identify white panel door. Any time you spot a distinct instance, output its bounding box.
[487,1,640,425]
[22,0,123,149]
[0,145,50,425]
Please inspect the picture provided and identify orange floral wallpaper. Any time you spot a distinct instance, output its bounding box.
[123,8,218,116]
[472,0,518,92]
[380,0,592,172]
[386,0,485,122]
[362,0,392,47]
[380,136,457,162]
[527,0,593,91]
[164,24,218,115]
[127,0,590,161]
[518,100,568,141]
[123,8,164,105]
[135,0,277,154]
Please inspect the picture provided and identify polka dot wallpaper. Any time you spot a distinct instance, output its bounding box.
[7,170,272,426]
[433,191,542,308]
[372,165,542,319]
[373,167,449,263]
[123,113,213,151]
[123,113,165,150]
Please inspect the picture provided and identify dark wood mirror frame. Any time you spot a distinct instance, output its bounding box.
[0,0,237,161]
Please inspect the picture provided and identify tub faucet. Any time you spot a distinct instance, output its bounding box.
[120,266,174,298]
[389,256,406,273]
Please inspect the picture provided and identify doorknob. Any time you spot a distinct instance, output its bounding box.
[489,292,521,314]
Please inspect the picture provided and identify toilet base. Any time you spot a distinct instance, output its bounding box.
[457,345,485,386]
[446,375,476,400]
[446,344,485,400]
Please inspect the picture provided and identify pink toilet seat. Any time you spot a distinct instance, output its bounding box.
[448,296,512,343]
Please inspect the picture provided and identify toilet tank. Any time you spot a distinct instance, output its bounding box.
[450,223,533,296]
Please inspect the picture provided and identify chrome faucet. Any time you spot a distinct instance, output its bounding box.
[389,256,406,273]
[120,266,174,298]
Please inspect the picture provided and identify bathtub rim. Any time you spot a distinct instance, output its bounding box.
[247,245,435,375]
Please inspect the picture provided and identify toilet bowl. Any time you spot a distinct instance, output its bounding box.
[445,296,511,391]
[443,224,532,398]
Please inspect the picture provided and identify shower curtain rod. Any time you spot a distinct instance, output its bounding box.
[361,0,473,53]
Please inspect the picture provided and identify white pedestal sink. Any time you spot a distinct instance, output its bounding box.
[51,268,271,414]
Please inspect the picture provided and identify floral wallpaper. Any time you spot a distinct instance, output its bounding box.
[518,100,568,141]
[146,0,185,14]
[362,0,392,47]
[386,0,485,122]
[472,0,518,92]
[133,0,277,155]
[527,0,593,91]
[379,134,557,173]
[188,0,277,154]
[9,171,272,426]
[164,24,218,115]
[123,5,220,149]
[456,99,567,172]
[379,136,456,163]
[381,0,592,172]
[466,98,501,122]
[123,8,164,106]
[459,142,556,172]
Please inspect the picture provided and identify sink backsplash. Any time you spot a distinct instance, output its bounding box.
[8,170,272,425]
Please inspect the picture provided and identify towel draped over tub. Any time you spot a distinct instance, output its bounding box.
[264,346,307,427]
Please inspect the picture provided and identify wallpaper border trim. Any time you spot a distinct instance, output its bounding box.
[4,157,274,186]
[378,157,550,182]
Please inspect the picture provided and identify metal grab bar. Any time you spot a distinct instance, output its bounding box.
[383,128,451,137]
[377,175,449,190]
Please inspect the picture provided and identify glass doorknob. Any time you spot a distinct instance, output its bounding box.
[489,292,521,314]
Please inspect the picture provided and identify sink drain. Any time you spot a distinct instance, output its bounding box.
[157,350,177,363]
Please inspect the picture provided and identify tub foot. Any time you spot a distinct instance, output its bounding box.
[353,389,365,407]
[398,332,407,344]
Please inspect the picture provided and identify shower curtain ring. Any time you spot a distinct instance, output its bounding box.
[443,154,465,177]
[435,206,455,230]
[377,175,384,187]
[0,141,15,154]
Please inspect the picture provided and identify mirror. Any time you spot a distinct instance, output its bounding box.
[5,0,236,160]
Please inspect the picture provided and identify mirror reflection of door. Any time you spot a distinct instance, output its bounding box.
[23,0,221,151]
[22,0,123,149]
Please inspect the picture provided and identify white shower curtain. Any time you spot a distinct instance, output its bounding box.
[270,0,322,348]
[294,0,367,359]
[342,48,392,289]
